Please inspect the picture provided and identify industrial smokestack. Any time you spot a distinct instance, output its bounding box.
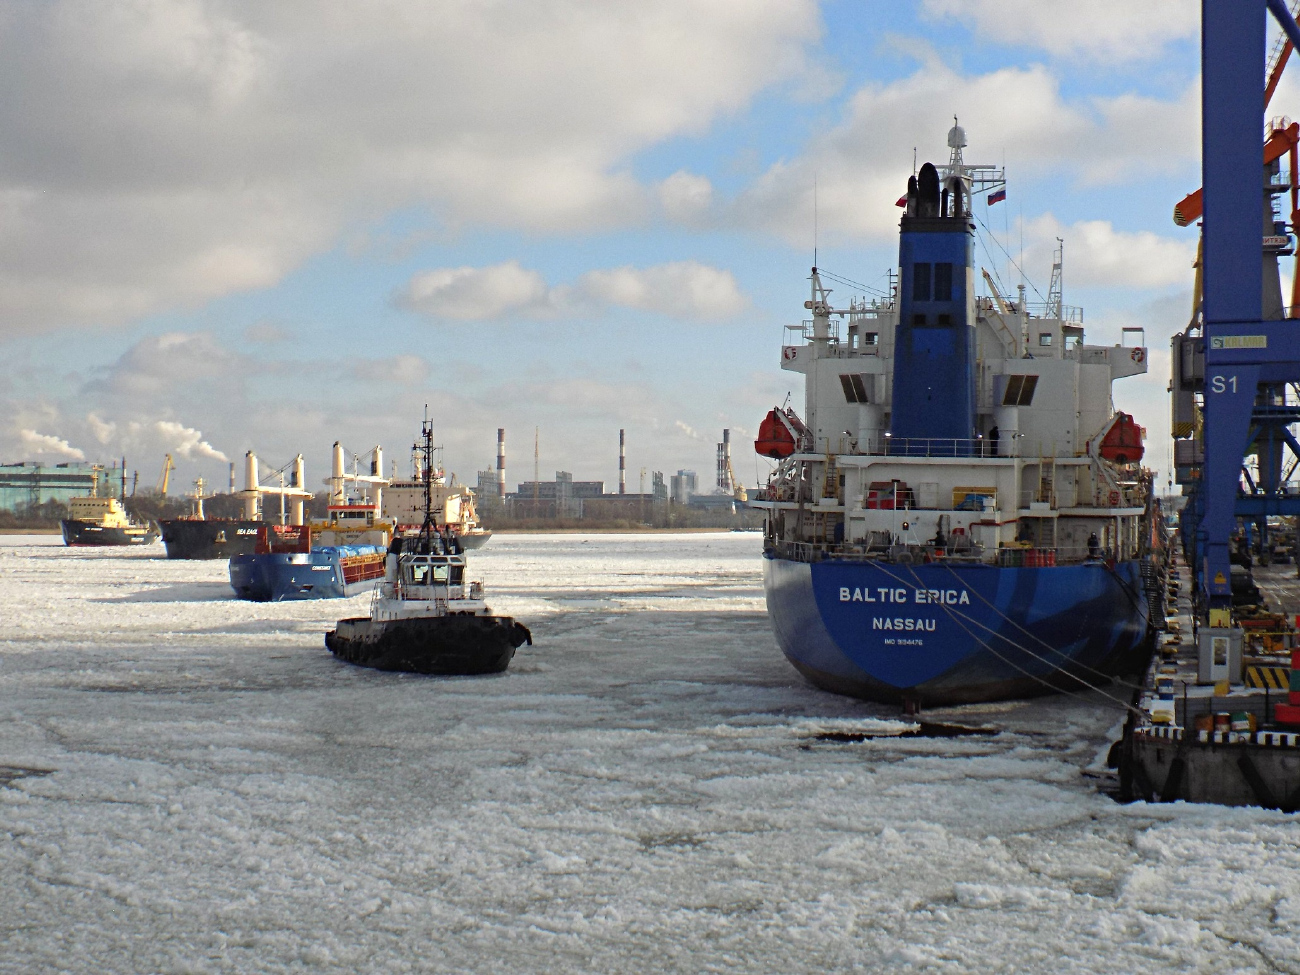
[619,429,626,495]
[716,429,733,494]
[496,428,506,499]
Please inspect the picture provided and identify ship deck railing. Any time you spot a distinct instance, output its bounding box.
[766,538,1132,566]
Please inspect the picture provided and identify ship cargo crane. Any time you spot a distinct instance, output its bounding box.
[1185,0,1300,622]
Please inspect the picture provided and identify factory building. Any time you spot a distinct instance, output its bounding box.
[0,462,102,514]
[670,470,697,505]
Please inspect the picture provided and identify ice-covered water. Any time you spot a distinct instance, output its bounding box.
[2,532,1299,973]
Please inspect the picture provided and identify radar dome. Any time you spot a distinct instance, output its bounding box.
[947,123,967,149]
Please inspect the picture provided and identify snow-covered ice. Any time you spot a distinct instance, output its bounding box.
[2,532,1299,973]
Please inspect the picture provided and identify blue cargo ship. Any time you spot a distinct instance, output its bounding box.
[750,122,1159,706]
[229,442,391,601]
[229,532,387,602]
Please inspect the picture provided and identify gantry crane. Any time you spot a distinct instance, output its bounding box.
[1187,0,1300,623]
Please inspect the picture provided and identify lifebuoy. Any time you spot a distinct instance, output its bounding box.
[1130,348,1145,363]
[1108,490,1121,505]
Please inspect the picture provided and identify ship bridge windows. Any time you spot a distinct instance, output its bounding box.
[912,313,927,325]
[1038,332,1053,347]
[839,373,871,403]
[937,313,952,325]
[1002,374,1039,406]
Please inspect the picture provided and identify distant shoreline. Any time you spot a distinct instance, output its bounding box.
[0,528,62,535]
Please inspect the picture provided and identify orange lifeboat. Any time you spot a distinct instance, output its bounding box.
[1099,412,1144,465]
[755,407,804,459]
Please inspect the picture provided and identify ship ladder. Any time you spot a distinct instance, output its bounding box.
[822,450,839,500]
[1037,456,1056,507]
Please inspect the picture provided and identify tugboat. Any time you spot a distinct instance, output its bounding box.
[325,416,531,674]
[229,444,390,601]
[61,461,159,546]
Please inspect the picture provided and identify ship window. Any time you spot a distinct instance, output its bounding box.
[450,565,464,584]
[912,313,926,325]
[839,373,870,403]
[912,262,931,301]
[1002,374,1039,406]
[408,564,429,585]
[934,262,953,301]
[863,332,878,346]
[937,314,952,325]
[433,564,449,583]
[1039,332,1053,346]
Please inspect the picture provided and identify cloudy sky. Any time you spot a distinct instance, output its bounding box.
[0,0,1255,493]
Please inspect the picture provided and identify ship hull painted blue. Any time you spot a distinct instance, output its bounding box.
[229,549,383,602]
[764,554,1151,705]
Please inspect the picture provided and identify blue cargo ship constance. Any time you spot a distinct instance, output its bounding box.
[229,441,391,602]
[749,122,1160,706]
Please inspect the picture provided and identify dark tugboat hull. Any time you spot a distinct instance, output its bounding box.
[159,519,264,559]
[326,614,531,674]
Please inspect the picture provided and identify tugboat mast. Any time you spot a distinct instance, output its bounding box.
[416,409,438,550]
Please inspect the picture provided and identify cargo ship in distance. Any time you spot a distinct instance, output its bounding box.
[750,121,1161,706]
[228,443,389,601]
[61,462,159,546]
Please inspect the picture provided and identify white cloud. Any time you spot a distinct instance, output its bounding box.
[353,355,430,386]
[93,332,243,397]
[922,0,1197,61]
[659,171,715,224]
[577,263,747,319]
[399,262,550,321]
[0,0,820,333]
[400,261,747,322]
[732,63,1199,244]
[153,420,229,463]
[1023,215,1197,291]
[674,421,703,440]
[19,429,84,460]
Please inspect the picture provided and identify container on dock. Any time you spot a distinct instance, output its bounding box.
[1230,711,1256,733]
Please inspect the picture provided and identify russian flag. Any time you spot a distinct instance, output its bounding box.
[895,195,907,207]
[988,188,1007,206]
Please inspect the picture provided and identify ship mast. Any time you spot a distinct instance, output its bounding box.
[416,409,437,551]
